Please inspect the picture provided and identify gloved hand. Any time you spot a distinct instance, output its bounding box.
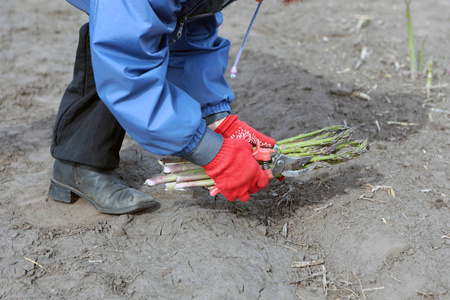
[203,138,269,202]
[214,115,276,148]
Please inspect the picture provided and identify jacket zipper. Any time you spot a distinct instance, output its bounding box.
[169,0,238,46]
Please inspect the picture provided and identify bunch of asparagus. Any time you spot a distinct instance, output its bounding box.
[145,125,369,191]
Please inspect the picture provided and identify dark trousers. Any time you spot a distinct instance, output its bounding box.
[51,23,125,169]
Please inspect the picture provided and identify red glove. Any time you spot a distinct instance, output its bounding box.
[203,138,269,202]
[214,115,276,148]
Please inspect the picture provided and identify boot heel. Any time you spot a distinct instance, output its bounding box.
[48,181,78,204]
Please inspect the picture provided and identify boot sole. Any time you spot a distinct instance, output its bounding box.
[48,179,159,215]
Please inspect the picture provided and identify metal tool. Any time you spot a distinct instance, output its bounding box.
[251,144,314,179]
[209,143,317,196]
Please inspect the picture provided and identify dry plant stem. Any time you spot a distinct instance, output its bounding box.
[290,272,323,284]
[291,259,324,268]
[322,265,328,295]
[24,257,46,270]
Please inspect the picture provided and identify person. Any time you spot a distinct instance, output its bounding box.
[49,0,298,215]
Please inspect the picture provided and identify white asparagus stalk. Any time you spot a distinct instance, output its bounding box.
[145,168,204,186]
[163,163,203,174]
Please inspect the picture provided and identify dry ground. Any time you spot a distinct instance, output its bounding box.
[1,0,449,299]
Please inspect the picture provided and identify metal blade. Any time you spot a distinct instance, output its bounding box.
[272,154,313,177]
[281,162,318,177]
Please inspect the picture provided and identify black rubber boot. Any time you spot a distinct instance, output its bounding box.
[48,160,160,214]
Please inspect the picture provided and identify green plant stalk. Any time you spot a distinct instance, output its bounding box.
[145,173,178,186]
[279,137,339,153]
[419,36,427,75]
[148,136,367,186]
[334,139,368,151]
[285,139,369,163]
[176,171,210,183]
[166,179,215,191]
[405,0,417,80]
[276,125,348,145]
[147,128,370,190]
[426,58,433,87]
[284,140,367,158]
[163,163,202,174]
[279,129,355,153]
[426,58,433,96]
[309,149,366,164]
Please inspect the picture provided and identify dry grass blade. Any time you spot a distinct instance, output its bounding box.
[291,259,324,268]
[24,257,46,270]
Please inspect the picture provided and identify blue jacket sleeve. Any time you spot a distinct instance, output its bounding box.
[168,13,234,119]
[88,0,223,163]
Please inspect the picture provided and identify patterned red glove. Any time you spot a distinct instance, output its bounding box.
[203,138,269,202]
[214,115,276,148]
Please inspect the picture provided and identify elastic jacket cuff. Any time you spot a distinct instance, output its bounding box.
[201,101,231,119]
[181,127,223,166]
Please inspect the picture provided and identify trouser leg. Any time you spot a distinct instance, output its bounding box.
[50,23,125,169]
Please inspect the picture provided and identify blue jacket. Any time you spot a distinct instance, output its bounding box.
[66,0,236,165]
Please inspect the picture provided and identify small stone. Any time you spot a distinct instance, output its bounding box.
[115,227,126,237]
[329,86,352,96]
[343,187,351,193]
[376,143,387,150]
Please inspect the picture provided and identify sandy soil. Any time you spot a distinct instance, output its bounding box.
[1,0,449,299]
